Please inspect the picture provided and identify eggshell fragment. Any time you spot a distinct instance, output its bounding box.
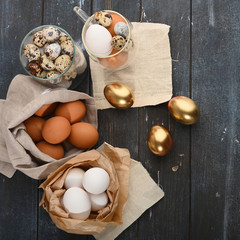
[36,141,64,160]
[35,102,58,117]
[83,167,110,195]
[24,116,45,142]
[68,122,99,149]
[88,192,108,211]
[42,116,71,144]
[64,168,85,189]
[62,187,91,220]
[55,100,86,124]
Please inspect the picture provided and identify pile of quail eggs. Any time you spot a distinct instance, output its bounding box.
[84,11,133,58]
[94,11,129,51]
[23,26,76,81]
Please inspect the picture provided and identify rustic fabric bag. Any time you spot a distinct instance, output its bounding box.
[0,74,97,179]
[39,143,131,234]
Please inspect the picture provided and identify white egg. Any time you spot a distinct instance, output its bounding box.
[64,168,85,189]
[88,192,108,212]
[62,187,91,220]
[85,24,113,57]
[83,167,110,194]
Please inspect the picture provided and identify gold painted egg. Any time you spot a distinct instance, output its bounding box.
[168,96,200,125]
[148,125,173,156]
[104,82,134,109]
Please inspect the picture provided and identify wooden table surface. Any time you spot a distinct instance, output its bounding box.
[1,0,240,239]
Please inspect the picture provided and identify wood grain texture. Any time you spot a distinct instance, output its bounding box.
[0,172,38,240]
[0,0,41,239]
[0,0,42,99]
[191,0,240,239]
[138,0,191,239]
[1,0,240,239]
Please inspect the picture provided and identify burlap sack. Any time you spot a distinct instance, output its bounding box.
[39,143,131,235]
[0,74,98,179]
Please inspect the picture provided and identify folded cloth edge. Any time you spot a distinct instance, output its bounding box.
[94,145,164,240]
[0,100,16,178]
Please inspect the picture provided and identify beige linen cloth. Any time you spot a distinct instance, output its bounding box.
[90,22,172,109]
[94,143,164,240]
[0,75,98,179]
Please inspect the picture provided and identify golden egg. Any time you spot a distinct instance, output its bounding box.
[168,96,200,125]
[104,82,134,109]
[148,125,173,156]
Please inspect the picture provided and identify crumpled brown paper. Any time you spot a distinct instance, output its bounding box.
[39,143,131,235]
[90,22,172,109]
[0,74,98,179]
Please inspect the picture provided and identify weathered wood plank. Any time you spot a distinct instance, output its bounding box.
[0,0,42,239]
[1,1,240,240]
[37,1,92,239]
[191,0,240,239]
[138,0,191,239]
[0,172,38,239]
[93,0,140,239]
[0,0,43,99]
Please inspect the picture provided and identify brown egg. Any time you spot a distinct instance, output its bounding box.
[55,100,86,124]
[68,122,99,149]
[35,102,58,117]
[36,141,64,160]
[98,49,128,69]
[107,13,126,36]
[24,116,45,142]
[42,116,71,144]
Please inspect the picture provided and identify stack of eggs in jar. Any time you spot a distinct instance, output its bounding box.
[85,11,132,68]
[23,26,76,81]
[62,167,110,220]
[24,100,99,160]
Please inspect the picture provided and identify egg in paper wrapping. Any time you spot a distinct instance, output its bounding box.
[64,168,85,189]
[62,187,91,220]
[82,167,110,194]
[88,192,108,211]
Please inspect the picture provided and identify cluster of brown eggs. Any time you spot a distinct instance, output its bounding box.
[24,100,99,160]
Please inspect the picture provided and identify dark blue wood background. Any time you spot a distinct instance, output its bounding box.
[0,0,240,239]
